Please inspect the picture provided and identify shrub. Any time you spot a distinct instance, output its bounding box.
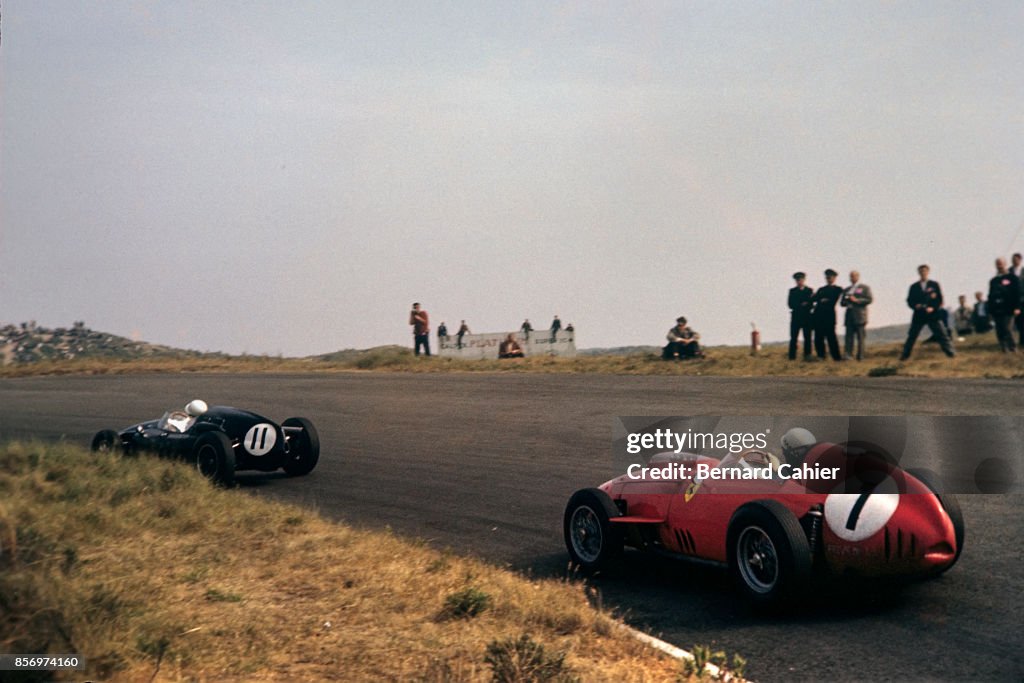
[484,634,577,683]
[440,586,491,619]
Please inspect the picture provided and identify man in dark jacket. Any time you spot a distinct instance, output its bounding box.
[811,269,843,361]
[900,265,955,360]
[971,291,993,333]
[787,272,814,360]
[988,258,1022,353]
[1013,253,1024,346]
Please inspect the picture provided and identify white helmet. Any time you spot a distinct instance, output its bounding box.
[185,399,209,417]
[781,427,816,465]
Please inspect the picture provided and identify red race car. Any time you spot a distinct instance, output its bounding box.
[564,430,964,604]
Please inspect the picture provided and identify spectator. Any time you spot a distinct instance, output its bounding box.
[437,322,448,340]
[987,258,1022,353]
[811,269,843,361]
[900,265,955,360]
[953,295,973,338]
[520,319,532,340]
[409,303,431,356]
[840,270,873,360]
[972,291,993,333]
[565,322,574,332]
[456,320,470,349]
[550,315,561,342]
[787,271,814,360]
[1013,253,1024,346]
[498,334,525,359]
[663,316,703,360]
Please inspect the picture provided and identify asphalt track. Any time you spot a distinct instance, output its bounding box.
[1,373,1021,681]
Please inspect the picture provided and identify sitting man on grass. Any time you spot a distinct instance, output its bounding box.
[663,316,704,360]
[498,334,525,359]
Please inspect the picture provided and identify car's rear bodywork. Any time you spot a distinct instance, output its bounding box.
[565,443,963,603]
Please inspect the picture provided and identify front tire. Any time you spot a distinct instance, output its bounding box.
[193,432,236,487]
[727,500,811,604]
[906,467,965,572]
[563,488,623,572]
[90,429,121,453]
[281,417,320,476]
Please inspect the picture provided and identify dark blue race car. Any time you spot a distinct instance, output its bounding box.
[90,399,319,486]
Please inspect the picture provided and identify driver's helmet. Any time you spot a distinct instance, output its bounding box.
[185,399,208,417]
[781,427,817,465]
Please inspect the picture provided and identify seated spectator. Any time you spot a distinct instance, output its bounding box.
[953,295,973,338]
[972,291,993,333]
[663,316,704,360]
[498,334,525,359]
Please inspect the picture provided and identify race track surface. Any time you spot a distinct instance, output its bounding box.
[1,373,1021,681]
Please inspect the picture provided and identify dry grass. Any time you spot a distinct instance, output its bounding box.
[2,334,1022,379]
[0,441,690,682]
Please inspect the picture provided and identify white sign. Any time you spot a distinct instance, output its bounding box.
[437,330,577,359]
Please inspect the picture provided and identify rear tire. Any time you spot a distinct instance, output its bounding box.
[282,417,320,476]
[90,429,121,453]
[563,488,623,572]
[727,500,811,604]
[193,432,236,487]
[906,467,965,572]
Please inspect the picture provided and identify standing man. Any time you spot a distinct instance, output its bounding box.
[456,320,470,349]
[1012,253,1024,346]
[520,319,533,340]
[840,270,873,360]
[1010,252,1023,276]
[900,265,956,360]
[971,291,993,333]
[787,272,814,360]
[811,269,843,361]
[437,321,448,342]
[409,303,430,356]
[987,258,1022,353]
[550,315,561,342]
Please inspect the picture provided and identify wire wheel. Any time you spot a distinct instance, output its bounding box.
[736,526,780,594]
[195,443,220,478]
[569,505,603,564]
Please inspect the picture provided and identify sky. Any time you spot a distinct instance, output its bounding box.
[1,1,1022,355]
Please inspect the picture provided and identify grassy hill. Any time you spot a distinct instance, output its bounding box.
[0,321,214,366]
[1,321,1019,380]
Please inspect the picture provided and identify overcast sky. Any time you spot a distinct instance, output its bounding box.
[2,1,1022,355]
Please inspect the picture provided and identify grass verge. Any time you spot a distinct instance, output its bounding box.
[1,335,1022,379]
[0,440,702,682]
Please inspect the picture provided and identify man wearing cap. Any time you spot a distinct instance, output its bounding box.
[787,272,814,360]
[663,316,703,360]
[900,264,956,360]
[811,269,843,361]
[987,258,1022,353]
[840,270,873,360]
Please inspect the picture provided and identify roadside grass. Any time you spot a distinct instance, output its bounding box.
[0,440,697,682]
[2,334,1022,379]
